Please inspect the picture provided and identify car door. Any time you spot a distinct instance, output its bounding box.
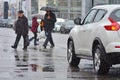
[77,9,107,56]
[76,9,98,55]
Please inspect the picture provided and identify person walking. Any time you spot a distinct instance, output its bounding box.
[43,10,56,49]
[29,17,39,46]
[11,10,29,50]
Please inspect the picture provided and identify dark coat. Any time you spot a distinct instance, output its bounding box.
[31,17,39,33]
[15,15,28,35]
[44,12,56,32]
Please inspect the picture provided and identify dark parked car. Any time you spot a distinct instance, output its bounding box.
[0,19,5,27]
[60,20,75,34]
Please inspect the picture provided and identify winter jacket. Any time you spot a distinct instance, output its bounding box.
[44,12,56,32]
[15,15,28,35]
[31,17,39,33]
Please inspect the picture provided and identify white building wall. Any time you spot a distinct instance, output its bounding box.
[82,0,109,19]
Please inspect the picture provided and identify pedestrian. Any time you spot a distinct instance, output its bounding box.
[11,10,29,50]
[40,19,44,31]
[29,17,39,46]
[43,10,56,49]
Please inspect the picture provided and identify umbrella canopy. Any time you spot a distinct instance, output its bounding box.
[40,6,59,12]
[32,14,44,19]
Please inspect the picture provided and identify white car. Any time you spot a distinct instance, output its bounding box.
[53,18,65,32]
[67,5,120,75]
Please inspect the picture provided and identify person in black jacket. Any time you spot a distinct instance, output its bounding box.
[43,10,56,49]
[11,10,29,50]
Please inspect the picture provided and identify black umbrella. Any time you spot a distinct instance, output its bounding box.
[40,6,59,12]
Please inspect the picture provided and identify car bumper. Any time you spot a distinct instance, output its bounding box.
[104,42,120,65]
[106,52,120,65]
[105,42,120,53]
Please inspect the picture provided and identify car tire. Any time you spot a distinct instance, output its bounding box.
[60,27,66,34]
[67,40,80,66]
[93,45,110,75]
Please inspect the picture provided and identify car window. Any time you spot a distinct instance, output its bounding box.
[66,21,75,26]
[110,9,120,21]
[93,9,106,22]
[83,9,97,24]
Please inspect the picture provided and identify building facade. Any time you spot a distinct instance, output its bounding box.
[38,0,47,15]
[31,0,38,14]
[56,0,82,20]
[31,0,47,15]
[82,0,120,18]
[1,0,120,20]
[0,0,3,17]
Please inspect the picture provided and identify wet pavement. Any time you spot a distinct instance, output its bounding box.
[0,28,120,80]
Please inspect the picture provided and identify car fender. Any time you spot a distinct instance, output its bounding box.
[92,37,106,54]
[68,26,80,54]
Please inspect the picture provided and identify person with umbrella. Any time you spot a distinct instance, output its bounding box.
[42,10,57,49]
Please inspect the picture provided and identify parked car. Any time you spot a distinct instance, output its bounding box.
[67,5,120,75]
[60,20,75,34]
[7,19,16,28]
[0,19,5,27]
[0,19,9,27]
[53,18,65,32]
[0,18,15,28]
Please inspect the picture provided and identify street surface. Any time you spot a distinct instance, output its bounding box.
[0,28,120,80]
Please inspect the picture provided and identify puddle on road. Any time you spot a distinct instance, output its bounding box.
[67,64,120,80]
[9,49,120,80]
[42,66,54,72]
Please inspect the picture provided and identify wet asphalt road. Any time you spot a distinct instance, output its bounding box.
[0,28,120,80]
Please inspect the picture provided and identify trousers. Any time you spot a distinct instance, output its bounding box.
[43,31,54,46]
[29,32,37,45]
[14,34,28,48]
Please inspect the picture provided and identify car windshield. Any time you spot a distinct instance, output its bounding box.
[56,22,64,26]
[66,20,75,26]
[110,9,120,21]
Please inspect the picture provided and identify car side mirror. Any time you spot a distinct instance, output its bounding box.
[74,18,81,25]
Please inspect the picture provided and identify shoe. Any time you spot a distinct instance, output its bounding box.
[11,45,17,49]
[27,41,30,46]
[23,47,27,51]
[50,45,55,48]
[37,38,39,41]
[34,43,39,46]
[43,45,46,49]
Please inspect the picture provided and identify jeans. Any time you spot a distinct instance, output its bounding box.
[43,31,54,46]
[14,34,28,48]
[29,32,37,45]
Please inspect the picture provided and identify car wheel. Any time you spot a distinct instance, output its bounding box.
[93,45,110,75]
[67,40,80,66]
[60,27,66,34]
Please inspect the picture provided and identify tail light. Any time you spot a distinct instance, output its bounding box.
[115,46,120,48]
[104,17,120,31]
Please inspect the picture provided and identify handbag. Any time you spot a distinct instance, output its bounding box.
[39,30,46,39]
